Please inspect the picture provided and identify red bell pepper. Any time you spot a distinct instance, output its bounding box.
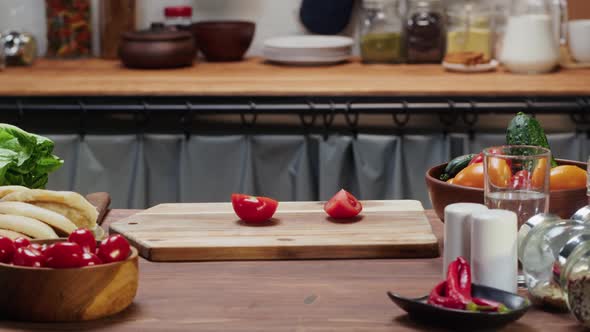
[469,152,484,165]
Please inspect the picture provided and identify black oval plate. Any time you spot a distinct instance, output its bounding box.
[388,284,531,329]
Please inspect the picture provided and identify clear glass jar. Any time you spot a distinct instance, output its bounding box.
[405,0,446,63]
[446,1,493,60]
[359,0,404,63]
[518,214,588,310]
[556,233,590,326]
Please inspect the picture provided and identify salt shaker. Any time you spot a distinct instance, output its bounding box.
[443,203,488,277]
[471,209,518,293]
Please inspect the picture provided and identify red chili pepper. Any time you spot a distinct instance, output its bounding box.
[446,257,472,308]
[469,152,484,165]
[427,280,465,310]
[468,297,510,313]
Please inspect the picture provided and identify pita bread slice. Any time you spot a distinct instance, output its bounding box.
[0,229,30,240]
[2,190,98,230]
[0,201,77,236]
[0,186,30,199]
[0,214,58,239]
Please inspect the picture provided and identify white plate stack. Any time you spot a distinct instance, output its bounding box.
[263,35,353,65]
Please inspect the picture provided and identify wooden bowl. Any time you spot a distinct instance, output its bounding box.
[192,21,255,62]
[0,240,138,322]
[426,159,588,221]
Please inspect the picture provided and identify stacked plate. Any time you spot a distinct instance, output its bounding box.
[263,35,353,65]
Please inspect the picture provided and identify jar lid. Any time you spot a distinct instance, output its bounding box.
[517,213,561,260]
[363,0,386,9]
[164,6,193,18]
[572,205,590,223]
[555,233,590,282]
[122,23,193,42]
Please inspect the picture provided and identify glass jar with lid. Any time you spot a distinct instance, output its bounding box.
[518,213,590,310]
[359,0,404,63]
[405,0,446,63]
[446,1,493,60]
[555,233,590,326]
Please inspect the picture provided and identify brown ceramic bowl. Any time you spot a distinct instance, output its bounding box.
[426,159,588,221]
[0,239,138,322]
[192,21,255,62]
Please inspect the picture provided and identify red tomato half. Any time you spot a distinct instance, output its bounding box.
[231,194,279,223]
[324,189,363,219]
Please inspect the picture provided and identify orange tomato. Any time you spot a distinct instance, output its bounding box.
[452,163,484,188]
[549,165,587,190]
[531,159,548,189]
[486,157,511,188]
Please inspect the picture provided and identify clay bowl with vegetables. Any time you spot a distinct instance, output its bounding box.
[0,232,138,322]
[426,158,588,221]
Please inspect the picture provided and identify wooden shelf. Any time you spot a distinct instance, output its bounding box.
[0,58,589,97]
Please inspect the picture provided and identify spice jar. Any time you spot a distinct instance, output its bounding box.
[446,1,493,60]
[45,0,92,58]
[359,0,404,63]
[518,213,588,310]
[405,0,445,63]
[555,233,590,326]
[164,6,193,31]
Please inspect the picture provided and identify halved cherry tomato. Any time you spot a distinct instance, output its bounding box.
[324,189,363,219]
[452,163,484,188]
[231,194,279,223]
[44,242,83,268]
[80,252,102,267]
[13,237,30,249]
[550,165,587,190]
[96,234,131,263]
[13,247,44,267]
[0,236,14,264]
[511,170,531,189]
[68,228,96,253]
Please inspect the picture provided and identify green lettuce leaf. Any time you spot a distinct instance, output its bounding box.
[0,124,63,188]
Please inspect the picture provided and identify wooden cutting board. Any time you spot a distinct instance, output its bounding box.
[110,200,439,262]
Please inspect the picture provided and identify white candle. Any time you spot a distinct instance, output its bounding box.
[443,203,488,278]
[471,209,518,293]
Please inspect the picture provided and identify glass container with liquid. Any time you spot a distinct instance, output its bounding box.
[446,1,493,60]
[405,0,445,63]
[359,0,404,63]
[518,213,589,310]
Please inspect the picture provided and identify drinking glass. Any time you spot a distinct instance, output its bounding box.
[483,145,551,228]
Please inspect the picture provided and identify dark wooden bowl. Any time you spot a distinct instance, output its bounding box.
[426,159,588,221]
[0,240,138,322]
[192,21,255,62]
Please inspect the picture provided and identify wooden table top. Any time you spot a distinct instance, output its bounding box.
[1,58,589,97]
[0,209,580,331]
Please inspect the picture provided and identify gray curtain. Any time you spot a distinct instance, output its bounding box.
[45,133,587,209]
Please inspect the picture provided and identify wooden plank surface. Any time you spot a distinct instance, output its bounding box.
[0,58,589,97]
[0,209,580,332]
[110,200,439,261]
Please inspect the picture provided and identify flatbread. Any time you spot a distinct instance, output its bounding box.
[0,201,77,236]
[2,190,98,230]
[0,186,29,199]
[0,214,58,239]
[0,229,30,240]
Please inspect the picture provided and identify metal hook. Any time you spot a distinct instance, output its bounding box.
[135,101,150,134]
[344,101,359,138]
[392,101,410,127]
[240,101,258,128]
[322,101,336,140]
[15,99,24,126]
[299,100,317,130]
[181,101,194,139]
[526,99,536,118]
[78,100,87,138]
[462,101,479,126]
[440,100,458,127]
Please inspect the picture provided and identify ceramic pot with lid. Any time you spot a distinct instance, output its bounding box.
[119,23,196,69]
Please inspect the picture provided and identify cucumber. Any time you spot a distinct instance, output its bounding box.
[440,154,476,181]
[506,112,558,167]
